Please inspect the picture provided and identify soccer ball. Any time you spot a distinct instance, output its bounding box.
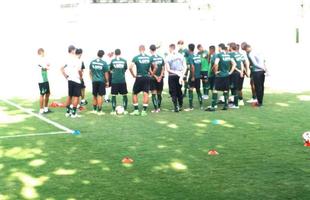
[115,106,125,115]
[302,131,310,142]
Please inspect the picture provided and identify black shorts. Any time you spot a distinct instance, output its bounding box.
[200,71,208,79]
[81,79,86,89]
[215,76,230,91]
[133,77,150,94]
[92,81,106,96]
[150,79,164,91]
[111,83,128,95]
[209,76,215,90]
[189,78,201,90]
[68,81,81,97]
[230,72,245,91]
[39,82,50,95]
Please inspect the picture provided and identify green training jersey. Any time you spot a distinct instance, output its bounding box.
[132,54,152,77]
[209,54,216,77]
[229,52,244,71]
[188,53,202,79]
[215,52,232,78]
[110,57,127,84]
[89,58,109,82]
[151,54,165,78]
[37,56,49,83]
[178,48,190,64]
[198,50,210,72]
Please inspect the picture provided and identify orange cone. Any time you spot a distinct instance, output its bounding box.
[122,157,134,164]
[304,141,310,147]
[208,150,219,155]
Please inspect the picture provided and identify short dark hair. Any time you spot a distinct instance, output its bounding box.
[115,49,121,56]
[97,50,105,58]
[149,44,156,51]
[218,43,227,50]
[38,48,44,55]
[169,44,176,49]
[241,42,248,50]
[75,48,83,55]
[177,40,184,45]
[209,45,215,51]
[197,44,202,49]
[68,45,76,53]
[188,43,195,52]
[229,42,237,51]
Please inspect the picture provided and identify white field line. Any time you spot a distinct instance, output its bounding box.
[0,131,68,139]
[0,98,74,134]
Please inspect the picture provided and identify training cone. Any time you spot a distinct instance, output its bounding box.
[304,141,310,147]
[208,150,219,155]
[122,157,134,164]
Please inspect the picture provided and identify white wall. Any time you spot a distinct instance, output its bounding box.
[0,0,309,99]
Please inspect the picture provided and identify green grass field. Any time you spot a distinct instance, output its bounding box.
[1,90,310,200]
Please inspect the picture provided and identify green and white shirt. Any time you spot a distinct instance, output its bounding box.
[229,52,244,71]
[132,54,152,77]
[188,53,202,79]
[110,57,127,84]
[37,56,49,83]
[89,58,109,82]
[198,50,210,72]
[151,54,165,79]
[215,52,232,77]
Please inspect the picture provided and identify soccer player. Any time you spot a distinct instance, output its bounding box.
[149,44,165,113]
[177,40,190,97]
[236,43,250,106]
[206,43,236,111]
[110,49,128,115]
[37,48,51,114]
[129,45,154,116]
[241,42,257,103]
[244,44,267,107]
[208,45,216,96]
[89,50,110,115]
[75,48,87,106]
[61,45,83,118]
[186,43,203,111]
[166,44,186,112]
[228,42,245,108]
[197,44,210,99]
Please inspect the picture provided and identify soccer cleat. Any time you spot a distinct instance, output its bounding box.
[90,110,97,114]
[246,98,258,103]
[105,99,111,103]
[205,106,216,112]
[141,110,147,116]
[239,100,245,106]
[71,114,81,118]
[130,110,140,116]
[44,109,53,114]
[156,109,161,113]
[184,108,194,112]
[110,111,116,115]
[202,95,209,100]
[123,111,129,115]
[151,110,157,113]
[222,106,228,111]
[230,105,239,109]
[228,96,234,103]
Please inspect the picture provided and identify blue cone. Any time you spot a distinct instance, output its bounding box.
[72,130,81,135]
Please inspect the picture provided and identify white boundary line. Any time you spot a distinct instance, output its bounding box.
[0,98,74,135]
[0,131,68,139]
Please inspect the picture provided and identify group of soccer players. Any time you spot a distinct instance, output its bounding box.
[36,41,267,118]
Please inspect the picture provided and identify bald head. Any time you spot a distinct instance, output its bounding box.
[139,45,145,53]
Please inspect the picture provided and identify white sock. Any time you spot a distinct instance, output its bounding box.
[81,99,85,103]
[105,88,111,100]
[44,107,48,112]
[40,109,44,114]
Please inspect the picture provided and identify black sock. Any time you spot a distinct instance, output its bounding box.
[157,94,162,108]
[197,90,202,106]
[189,90,193,108]
[151,94,158,110]
[72,107,77,115]
[93,105,97,111]
[123,95,128,110]
[66,105,71,113]
[111,95,116,111]
[143,104,148,111]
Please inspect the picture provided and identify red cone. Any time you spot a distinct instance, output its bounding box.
[304,141,310,147]
[208,150,219,155]
[122,157,134,164]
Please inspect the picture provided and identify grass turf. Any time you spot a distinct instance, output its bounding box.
[0,90,310,200]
